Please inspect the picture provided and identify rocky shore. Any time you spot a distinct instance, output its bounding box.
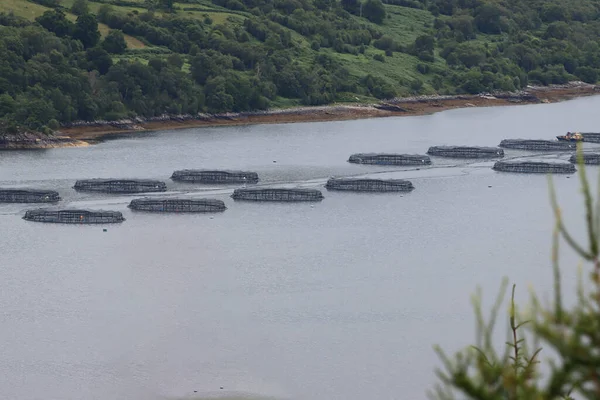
[6,82,600,147]
[0,131,88,150]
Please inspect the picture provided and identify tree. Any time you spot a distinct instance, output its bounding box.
[102,30,127,54]
[86,47,113,75]
[474,3,509,34]
[414,34,435,53]
[71,0,90,16]
[0,93,16,117]
[35,10,74,38]
[167,53,184,69]
[362,0,386,24]
[341,0,360,15]
[544,21,570,40]
[73,14,101,48]
[431,144,600,400]
[158,0,174,11]
[575,66,598,84]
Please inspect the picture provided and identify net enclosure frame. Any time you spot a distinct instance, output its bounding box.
[325,178,414,192]
[232,188,324,202]
[427,146,504,159]
[0,189,60,203]
[128,198,227,213]
[73,179,167,193]
[575,133,600,143]
[492,160,576,174]
[498,139,576,151]
[171,169,259,184]
[569,153,600,164]
[348,153,432,166]
[23,208,125,224]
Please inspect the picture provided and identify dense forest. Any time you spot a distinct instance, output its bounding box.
[1,0,600,131]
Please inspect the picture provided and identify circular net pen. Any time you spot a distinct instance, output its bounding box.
[427,146,504,159]
[0,189,60,203]
[348,153,431,166]
[232,188,324,202]
[498,139,576,151]
[74,179,167,194]
[325,178,414,192]
[492,160,576,174]
[23,209,125,224]
[128,198,227,213]
[171,169,259,184]
[570,153,600,165]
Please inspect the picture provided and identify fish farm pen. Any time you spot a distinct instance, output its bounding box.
[74,179,167,193]
[427,146,504,159]
[498,139,576,151]
[492,160,576,174]
[171,169,259,184]
[128,198,227,213]
[580,133,600,143]
[23,209,125,224]
[348,153,431,166]
[325,178,414,192]
[569,152,600,164]
[0,189,60,203]
[232,188,324,202]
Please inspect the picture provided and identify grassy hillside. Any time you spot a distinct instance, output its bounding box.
[1,0,600,130]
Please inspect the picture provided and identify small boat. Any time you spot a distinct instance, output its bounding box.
[557,132,584,142]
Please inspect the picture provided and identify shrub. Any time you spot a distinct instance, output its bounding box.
[47,119,60,130]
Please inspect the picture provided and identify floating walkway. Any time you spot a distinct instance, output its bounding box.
[493,160,576,174]
[348,153,431,166]
[171,169,259,184]
[23,209,125,224]
[232,188,324,202]
[0,189,60,203]
[427,146,504,159]
[569,152,600,164]
[325,178,414,192]
[498,139,576,151]
[74,179,167,193]
[128,198,226,213]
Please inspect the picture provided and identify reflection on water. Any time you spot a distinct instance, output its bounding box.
[1,96,600,400]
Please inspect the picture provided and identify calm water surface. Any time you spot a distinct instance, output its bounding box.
[1,97,600,400]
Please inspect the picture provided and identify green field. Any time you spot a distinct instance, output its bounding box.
[0,0,146,48]
[2,0,440,92]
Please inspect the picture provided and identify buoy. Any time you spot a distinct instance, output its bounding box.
[488,185,492,188]
[273,160,277,163]
[103,229,107,232]
[220,386,224,390]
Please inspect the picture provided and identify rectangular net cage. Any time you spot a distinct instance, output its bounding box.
[128,198,226,212]
[171,170,259,184]
[0,189,60,203]
[232,188,324,202]
[348,153,431,166]
[493,160,576,174]
[326,178,414,192]
[23,209,125,224]
[74,179,167,193]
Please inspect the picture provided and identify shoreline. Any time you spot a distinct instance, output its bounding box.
[29,83,600,146]
[0,134,89,150]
